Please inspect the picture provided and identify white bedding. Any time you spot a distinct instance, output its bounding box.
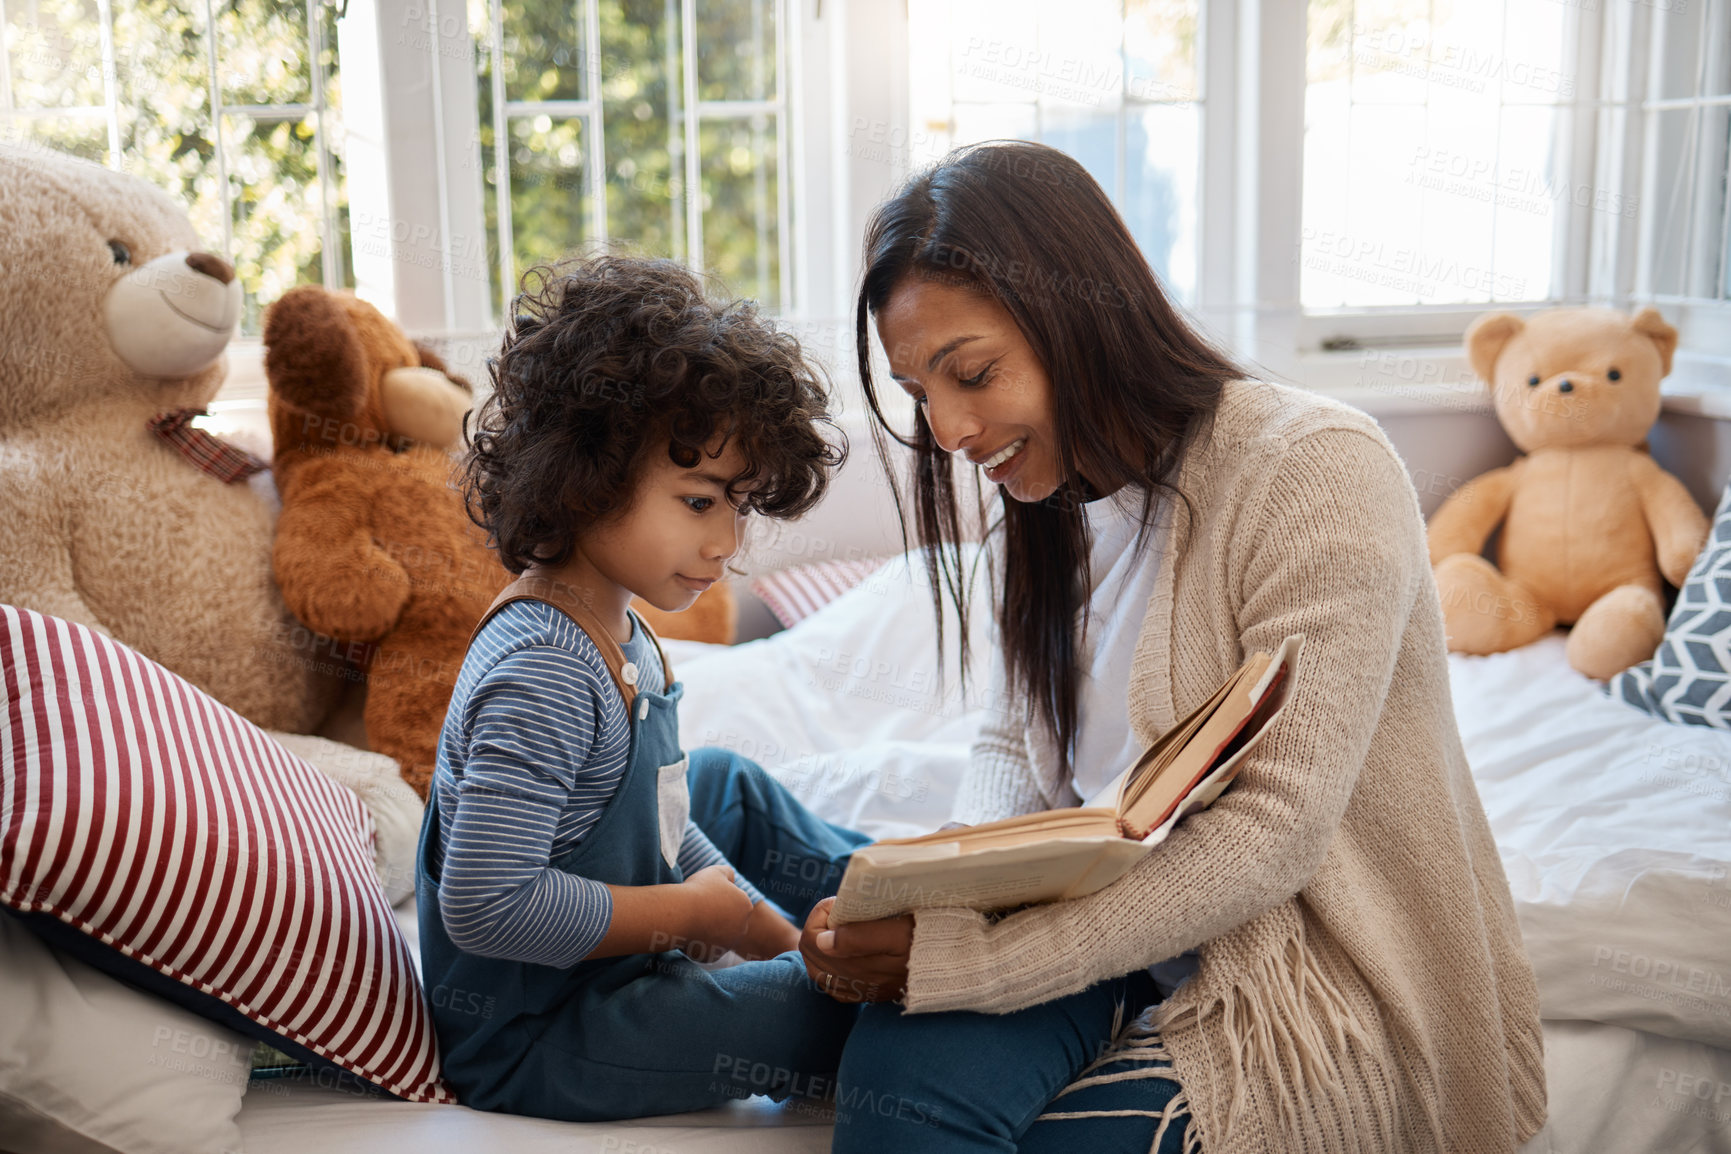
[235,1017,1731,1154]
[665,552,994,842]
[1451,636,1731,1051]
[239,1077,831,1154]
[236,561,1731,1152]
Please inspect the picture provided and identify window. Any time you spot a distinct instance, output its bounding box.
[1296,0,1731,360]
[1301,0,1576,312]
[906,0,1203,305]
[472,0,789,318]
[1627,0,1730,309]
[4,0,350,335]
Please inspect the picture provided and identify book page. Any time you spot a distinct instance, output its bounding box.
[832,836,1152,923]
[1133,635,1301,843]
[828,634,1303,922]
[868,806,1120,851]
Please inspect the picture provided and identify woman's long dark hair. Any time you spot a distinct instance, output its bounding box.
[856,140,1243,786]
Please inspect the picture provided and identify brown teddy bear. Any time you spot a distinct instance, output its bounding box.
[266,287,742,792]
[1429,306,1709,680]
[265,287,512,798]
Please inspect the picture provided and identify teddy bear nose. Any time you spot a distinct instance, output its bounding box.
[185,252,235,285]
[1558,379,1574,393]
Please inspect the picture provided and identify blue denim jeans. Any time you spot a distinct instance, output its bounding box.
[685,745,874,921]
[689,749,1187,1151]
[830,960,1186,1152]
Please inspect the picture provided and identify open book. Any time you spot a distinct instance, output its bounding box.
[829,635,1302,924]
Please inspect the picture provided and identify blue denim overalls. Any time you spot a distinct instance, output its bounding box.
[417,572,860,1122]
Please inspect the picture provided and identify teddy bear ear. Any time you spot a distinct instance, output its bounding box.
[412,341,472,395]
[1465,312,1525,384]
[1631,307,1678,377]
[263,286,368,417]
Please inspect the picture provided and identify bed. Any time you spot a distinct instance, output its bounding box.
[219,552,1731,1153]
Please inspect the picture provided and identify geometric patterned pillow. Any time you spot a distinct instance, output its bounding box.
[1608,480,1731,727]
[0,604,455,1103]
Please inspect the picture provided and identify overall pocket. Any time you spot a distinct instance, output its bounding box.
[655,755,691,869]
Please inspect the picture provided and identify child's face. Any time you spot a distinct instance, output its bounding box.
[575,435,752,614]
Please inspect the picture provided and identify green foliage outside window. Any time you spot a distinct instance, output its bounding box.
[8,0,783,337]
[5,0,349,336]
[474,0,782,317]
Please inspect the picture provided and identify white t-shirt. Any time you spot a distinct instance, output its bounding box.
[1070,484,1167,806]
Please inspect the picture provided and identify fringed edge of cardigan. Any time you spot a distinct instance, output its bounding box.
[1153,916,1406,1152]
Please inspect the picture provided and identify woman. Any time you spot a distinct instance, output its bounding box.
[798,140,1547,1153]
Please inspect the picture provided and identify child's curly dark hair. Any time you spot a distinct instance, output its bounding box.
[464,255,845,574]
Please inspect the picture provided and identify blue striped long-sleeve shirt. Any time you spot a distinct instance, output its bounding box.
[429,600,762,967]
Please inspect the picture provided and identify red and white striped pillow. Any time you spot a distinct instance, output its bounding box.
[0,605,453,1103]
[750,557,889,629]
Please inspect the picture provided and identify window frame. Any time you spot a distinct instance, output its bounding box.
[1285,1,1605,354]
[78,0,1727,406]
[0,0,349,315]
[1279,0,1731,401]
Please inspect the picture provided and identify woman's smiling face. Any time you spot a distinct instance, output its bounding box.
[876,276,1063,504]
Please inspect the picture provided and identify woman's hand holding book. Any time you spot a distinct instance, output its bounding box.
[799,896,913,1003]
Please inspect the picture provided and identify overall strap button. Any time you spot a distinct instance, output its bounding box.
[637,696,650,721]
[621,661,639,686]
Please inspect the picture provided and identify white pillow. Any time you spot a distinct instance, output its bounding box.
[1453,635,1731,1049]
[671,547,993,841]
[267,731,424,907]
[0,910,252,1154]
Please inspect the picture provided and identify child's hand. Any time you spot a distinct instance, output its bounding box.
[678,864,754,963]
[734,899,801,961]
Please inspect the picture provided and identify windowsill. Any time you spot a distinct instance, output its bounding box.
[219,336,1731,425]
[1297,347,1731,421]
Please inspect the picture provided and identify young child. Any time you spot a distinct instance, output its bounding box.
[415,255,871,1123]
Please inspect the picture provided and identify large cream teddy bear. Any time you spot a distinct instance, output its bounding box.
[0,145,420,902]
[1428,306,1709,681]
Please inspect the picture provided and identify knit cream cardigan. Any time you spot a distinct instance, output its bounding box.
[905,379,1547,1153]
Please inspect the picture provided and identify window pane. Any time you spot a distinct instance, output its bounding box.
[1303,103,1429,308]
[696,0,775,102]
[1302,0,1560,308]
[1125,0,1198,103]
[910,0,1202,307]
[504,114,593,274]
[1650,2,1708,105]
[1645,106,1731,301]
[501,0,589,103]
[1349,0,1433,107]
[1042,110,1117,201]
[216,0,310,108]
[6,0,105,109]
[601,0,681,254]
[222,113,337,332]
[1488,103,1559,302]
[948,0,1038,105]
[4,116,107,161]
[699,114,778,307]
[952,102,1037,144]
[1126,102,1197,301]
[9,0,346,334]
[1036,0,1123,114]
[1500,0,1569,105]
[117,1,229,263]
